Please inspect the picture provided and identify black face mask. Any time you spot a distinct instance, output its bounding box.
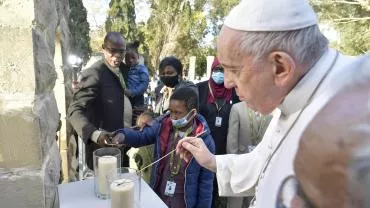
[160,75,179,88]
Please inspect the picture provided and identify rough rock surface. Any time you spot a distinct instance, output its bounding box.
[0,0,71,207]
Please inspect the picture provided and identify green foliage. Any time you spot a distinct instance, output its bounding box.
[105,0,137,42]
[91,0,370,78]
[208,0,370,55]
[194,47,216,76]
[138,0,209,76]
[89,26,106,53]
[208,0,239,35]
[68,0,92,62]
[336,21,370,54]
[311,0,370,55]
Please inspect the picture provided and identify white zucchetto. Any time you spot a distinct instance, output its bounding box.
[224,0,318,31]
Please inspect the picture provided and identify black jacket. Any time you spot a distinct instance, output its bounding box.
[68,60,129,169]
[197,80,240,155]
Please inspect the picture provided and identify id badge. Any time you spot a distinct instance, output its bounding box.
[215,116,223,127]
[164,181,176,196]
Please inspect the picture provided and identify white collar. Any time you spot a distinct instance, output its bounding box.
[278,48,337,116]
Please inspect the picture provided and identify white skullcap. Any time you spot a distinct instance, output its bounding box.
[224,0,318,31]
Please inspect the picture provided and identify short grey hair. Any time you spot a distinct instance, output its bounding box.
[239,25,328,67]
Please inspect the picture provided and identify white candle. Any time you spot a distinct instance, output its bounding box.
[98,156,118,195]
[110,179,135,208]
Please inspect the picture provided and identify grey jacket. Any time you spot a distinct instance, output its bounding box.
[226,102,272,154]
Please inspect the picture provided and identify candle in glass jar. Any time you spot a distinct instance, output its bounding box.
[110,179,135,208]
[98,156,118,195]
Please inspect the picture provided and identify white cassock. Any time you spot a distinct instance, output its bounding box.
[215,48,364,208]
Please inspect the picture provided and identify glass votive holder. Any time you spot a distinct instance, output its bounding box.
[93,147,121,199]
[109,167,141,208]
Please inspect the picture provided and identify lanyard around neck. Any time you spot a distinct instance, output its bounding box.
[169,124,194,177]
[208,82,227,113]
[174,125,193,140]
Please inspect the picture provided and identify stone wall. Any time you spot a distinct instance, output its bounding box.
[0,0,70,207]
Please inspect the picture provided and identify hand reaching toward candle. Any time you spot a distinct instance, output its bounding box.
[176,137,217,173]
[97,131,115,146]
[110,132,125,146]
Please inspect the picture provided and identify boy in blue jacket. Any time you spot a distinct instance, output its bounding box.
[111,87,215,208]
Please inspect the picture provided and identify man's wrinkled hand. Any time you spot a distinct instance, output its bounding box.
[97,131,114,146]
[176,137,217,172]
[110,133,125,146]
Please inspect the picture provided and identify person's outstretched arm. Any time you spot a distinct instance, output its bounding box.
[112,121,159,147]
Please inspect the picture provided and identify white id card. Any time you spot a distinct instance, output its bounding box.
[164,181,176,196]
[215,116,222,127]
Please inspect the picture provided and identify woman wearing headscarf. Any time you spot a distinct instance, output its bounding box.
[197,57,240,208]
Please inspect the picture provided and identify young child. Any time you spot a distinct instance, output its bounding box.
[112,87,215,208]
[124,41,150,108]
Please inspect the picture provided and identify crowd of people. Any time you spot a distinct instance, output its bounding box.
[66,0,370,207]
[67,30,267,208]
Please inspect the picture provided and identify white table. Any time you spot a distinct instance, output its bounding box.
[58,179,167,208]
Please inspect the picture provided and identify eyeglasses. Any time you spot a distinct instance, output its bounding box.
[104,47,126,55]
[276,175,316,208]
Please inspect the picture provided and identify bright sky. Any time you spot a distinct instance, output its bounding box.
[82,0,151,29]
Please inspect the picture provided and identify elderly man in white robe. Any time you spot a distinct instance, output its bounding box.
[175,0,368,207]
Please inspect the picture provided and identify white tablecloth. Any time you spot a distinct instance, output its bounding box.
[58,179,167,208]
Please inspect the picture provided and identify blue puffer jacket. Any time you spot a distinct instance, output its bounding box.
[116,113,215,208]
[126,64,149,96]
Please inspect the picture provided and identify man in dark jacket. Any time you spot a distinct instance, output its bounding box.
[68,32,130,170]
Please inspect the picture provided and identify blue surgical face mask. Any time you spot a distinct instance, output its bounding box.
[211,71,224,84]
[171,109,196,128]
